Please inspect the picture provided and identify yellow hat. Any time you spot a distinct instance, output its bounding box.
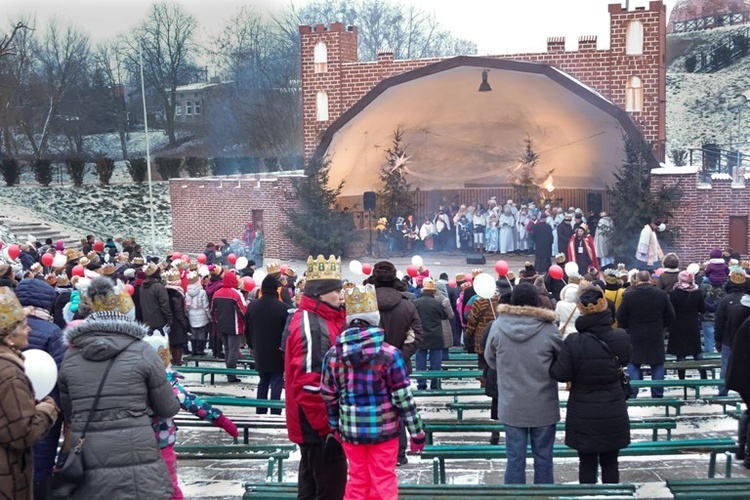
[344,284,378,315]
[306,255,342,281]
[266,260,281,275]
[0,287,26,335]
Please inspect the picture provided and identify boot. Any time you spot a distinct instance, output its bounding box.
[738,411,749,461]
[489,431,500,445]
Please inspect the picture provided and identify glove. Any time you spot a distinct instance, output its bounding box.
[214,415,239,438]
[323,432,343,461]
[410,432,426,454]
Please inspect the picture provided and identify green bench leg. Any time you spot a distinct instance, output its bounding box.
[426,432,433,445]
[440,458,446,484]
[709,451,717,478]
[266,457,275,482]
[667,428,672,441]
[211,373,215,385]
[432,457,439,484]
[652,428,657,441]
[725,451,733,478]
[278,458,284,482]
[244,427,250,445]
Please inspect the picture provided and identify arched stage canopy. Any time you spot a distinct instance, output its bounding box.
[316,56,657,197]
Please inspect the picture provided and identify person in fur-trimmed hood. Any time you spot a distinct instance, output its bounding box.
[484,283,563,484]
[705,247,730,287]
[656,253,680,292]
[58,277,179,499]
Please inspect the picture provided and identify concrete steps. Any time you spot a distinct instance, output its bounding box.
[0,217,82,249]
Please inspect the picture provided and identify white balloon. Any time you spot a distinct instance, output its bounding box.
[349,260,363,275]
[396,271,404,280]
[687,263,700,275]
[198,265,210,277]
[253,270,267,284]
[411,255,424,267]
[235,256,249,270]
[473,273,497,299]
[52,253,67,269]
[564,261,579,277]
[23,349,58,399]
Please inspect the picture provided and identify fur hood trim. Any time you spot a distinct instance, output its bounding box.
[497,304,557,323]
[64,312,149,345]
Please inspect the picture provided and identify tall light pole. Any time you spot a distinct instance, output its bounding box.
[139,45,158,255]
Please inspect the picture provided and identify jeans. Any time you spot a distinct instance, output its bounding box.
[627,363,665,398]
[504,424,556,484]
[719,344,732,396]
[256,371,284,414]
[702,320,715,353]
[578,450,620,484]
[415,348,442,389]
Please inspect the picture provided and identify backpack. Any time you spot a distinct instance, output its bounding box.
[703,283,726,314]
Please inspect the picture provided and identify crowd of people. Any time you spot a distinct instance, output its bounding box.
[1,227,749,499]
[375,200,614,275]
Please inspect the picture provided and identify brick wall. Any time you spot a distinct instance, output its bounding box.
[651,169,750,263]
[170,174,306,260]
[300,1,666,160]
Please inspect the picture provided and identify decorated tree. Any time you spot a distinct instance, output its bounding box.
[285,156,356,256]
[512,136,553,204]
[607,138,681,263]
[377,128,416,222]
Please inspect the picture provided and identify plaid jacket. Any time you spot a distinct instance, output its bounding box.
[321,323,423,444]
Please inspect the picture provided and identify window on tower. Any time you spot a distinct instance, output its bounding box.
[314,42,328,73]
[316,92,329,121]
[626,76,643,112]
[626,20,644,55]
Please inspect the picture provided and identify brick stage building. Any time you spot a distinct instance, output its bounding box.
[651,168,750,261]
[302,1,666,208]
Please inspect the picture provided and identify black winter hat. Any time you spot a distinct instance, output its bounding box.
[372,261,398,287]
[304,279,343,298]
[510,283,540,307]
[261,274,280,293]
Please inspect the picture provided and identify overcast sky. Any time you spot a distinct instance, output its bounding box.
[2,0,677,54]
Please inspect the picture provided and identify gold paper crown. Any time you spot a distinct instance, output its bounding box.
[87,251,100,262]
[455,273,466,282]
[116,252,129,263]
[30,263,42,275]
[188,262,198,271]
[306,255,341,281]
[344,284,378,315]
[65,249,84,261]
[87,282,134,315]
[131,256,145,266]
[164,268,181,283]
[173,259,188,270]
[422,278,437,291]
[188,271,200,284]
[100,263,116,276]
[266,260,281,274]
[0,287,25,334]
[144,262,159,276]
[56,273,70,287]
[44,273,57,286]
[471,268,482,277]
[78,257,90,267]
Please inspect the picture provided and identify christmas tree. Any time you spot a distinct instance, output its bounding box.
[377,128,416,222]
[512,136,553,205]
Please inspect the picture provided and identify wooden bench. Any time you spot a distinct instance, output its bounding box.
[666,478,750,499]
[201,396,286,412]
[242,482,637,499]
[174,417,286,445]
[183,355,256,369]
[630,379,724,399]
[423,418,676,445]
[700,395,743,414]
[177,366,260,385]
[175,444,296,482]
[423,438,737,484]
[448,398,686,420]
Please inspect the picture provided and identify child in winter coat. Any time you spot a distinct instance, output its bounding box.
[184,271,211,355]
[321,284,425,500]
[705,247,730,287]
[143,334,238,499]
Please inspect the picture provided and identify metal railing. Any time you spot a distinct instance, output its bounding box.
[686,147,750,182]
[671,11,750,34]
[687,25,750,73]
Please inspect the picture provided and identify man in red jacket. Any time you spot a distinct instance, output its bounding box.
[285,255,347,499]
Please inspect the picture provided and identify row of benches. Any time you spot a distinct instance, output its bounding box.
[241,478,750,499]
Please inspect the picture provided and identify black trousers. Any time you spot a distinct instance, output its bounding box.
[297,442,347,500]
[578,450,620,484]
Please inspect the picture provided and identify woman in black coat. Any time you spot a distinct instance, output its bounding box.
[550,283,632,484]
[667,271,707,379]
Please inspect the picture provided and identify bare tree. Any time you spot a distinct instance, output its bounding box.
[93,41,130,159]
[0,19,35,155]
[0,21,29,59]
[124,1,197,146]
[13,20,90,160]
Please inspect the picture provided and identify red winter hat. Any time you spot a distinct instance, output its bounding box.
[222,271,239,289]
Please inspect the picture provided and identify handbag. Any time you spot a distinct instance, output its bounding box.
[56,341,136,488]
[581,332,633,399]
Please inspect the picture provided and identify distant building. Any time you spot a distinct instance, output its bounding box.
[174,78,227,129]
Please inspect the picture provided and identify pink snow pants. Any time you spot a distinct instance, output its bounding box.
[342,437,399,500]
[161,445,184,500]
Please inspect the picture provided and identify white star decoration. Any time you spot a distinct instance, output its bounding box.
[390,153,412,173]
